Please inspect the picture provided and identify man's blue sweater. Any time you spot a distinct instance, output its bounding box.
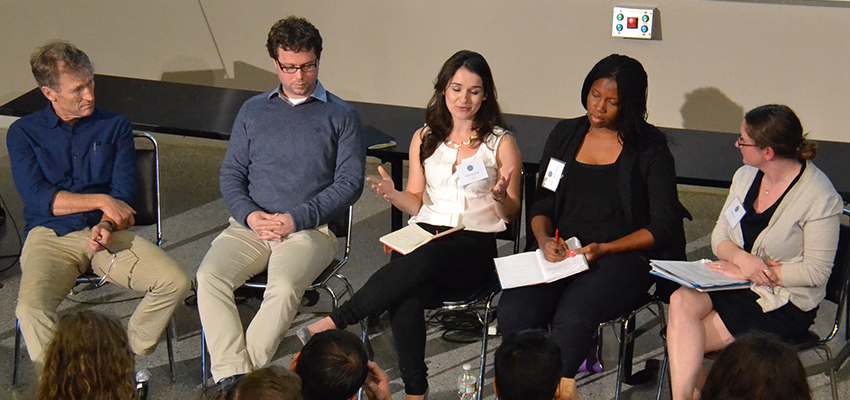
[220,82,365,232]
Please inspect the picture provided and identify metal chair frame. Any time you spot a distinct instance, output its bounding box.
[596,295,667,400]
[12,132,176,386]
[200,205,357,390]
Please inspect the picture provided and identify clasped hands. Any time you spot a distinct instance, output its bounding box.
[247,210,295,241]
[88,196,136,253]
[706,253,780,287]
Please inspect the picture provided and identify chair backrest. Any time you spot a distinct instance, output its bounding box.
[133,132,162,245]
[824,220,850,306]
[815,212,850,344]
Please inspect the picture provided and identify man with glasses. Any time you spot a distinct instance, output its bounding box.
[196,16,365,394]
[8,41,191,367]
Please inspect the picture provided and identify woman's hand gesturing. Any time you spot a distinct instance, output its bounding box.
[367,166,397,204]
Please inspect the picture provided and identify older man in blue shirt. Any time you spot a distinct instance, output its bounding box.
[196,16,365,394]
[7,41,190,366]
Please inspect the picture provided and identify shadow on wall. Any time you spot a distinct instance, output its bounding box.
[161,61,278,92]
[680,87,744,134]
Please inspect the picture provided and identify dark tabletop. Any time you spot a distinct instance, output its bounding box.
[3,74,848,199]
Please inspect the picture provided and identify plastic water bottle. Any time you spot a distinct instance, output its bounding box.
[457,363,477,400]
[135,369,151,400]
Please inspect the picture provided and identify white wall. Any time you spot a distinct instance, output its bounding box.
[2,0,848,141]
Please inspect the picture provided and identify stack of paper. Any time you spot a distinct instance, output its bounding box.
[650,259,750,292]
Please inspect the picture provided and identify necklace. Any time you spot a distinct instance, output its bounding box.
[446,135,478,149]
[763,170,798,195]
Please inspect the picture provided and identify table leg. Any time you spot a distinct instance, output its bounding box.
[391,159,404,231]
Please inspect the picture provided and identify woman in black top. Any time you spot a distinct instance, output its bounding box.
[498,54,686,378]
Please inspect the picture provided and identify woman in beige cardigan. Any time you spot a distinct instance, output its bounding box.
[666,104,843,400]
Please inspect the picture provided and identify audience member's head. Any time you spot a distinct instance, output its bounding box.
[701,332,811,400]
[266,16,323,60]
[294,330,369,400]
[494,330,564,400]
[37,310,136,400]
[230,366,302,400]
[30,40,93,90]
[743,104,816,161]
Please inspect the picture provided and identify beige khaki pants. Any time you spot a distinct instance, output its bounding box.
[16,226,191,364]
[197,218,337,381]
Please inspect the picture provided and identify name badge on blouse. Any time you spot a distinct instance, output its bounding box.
[541,158,566,192]
[724,197,746,228]
[458,159,489,186]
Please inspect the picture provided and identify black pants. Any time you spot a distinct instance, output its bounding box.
[330,225,497,395]
[498,251,653,378]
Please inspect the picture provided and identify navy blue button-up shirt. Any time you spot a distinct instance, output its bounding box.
[7,104,137,236]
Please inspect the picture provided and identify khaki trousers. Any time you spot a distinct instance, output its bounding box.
[197,218,337,381]
[16,226,191,364]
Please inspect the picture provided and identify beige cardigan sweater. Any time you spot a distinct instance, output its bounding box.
[711,161,843,312]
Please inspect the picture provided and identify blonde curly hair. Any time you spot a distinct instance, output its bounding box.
[37,310,136,400]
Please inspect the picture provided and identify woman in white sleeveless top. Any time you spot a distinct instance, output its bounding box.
[305,50,522,399]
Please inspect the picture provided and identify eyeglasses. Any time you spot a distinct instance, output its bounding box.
[736,136,758,147]
[275,59,318,74]
[72,241,139,294]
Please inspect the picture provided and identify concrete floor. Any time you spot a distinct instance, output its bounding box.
[0,119,847,399]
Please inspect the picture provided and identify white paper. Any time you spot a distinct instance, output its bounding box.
[649,259,749,291]
[536,249,589,282]
[494,252,547,289]
[494,248,589,289]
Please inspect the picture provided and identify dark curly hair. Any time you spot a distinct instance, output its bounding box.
[420,50,507,166]
[266,16,323,60]
[581,54,665,149]
[37,310,135,400]
[744,104,816,161]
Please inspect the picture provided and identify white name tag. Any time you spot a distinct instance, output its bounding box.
[724,197,746,228]
[541,158,566,192]
[458,159,489,186]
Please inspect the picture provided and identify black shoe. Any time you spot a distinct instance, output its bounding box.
[217,373,247,396]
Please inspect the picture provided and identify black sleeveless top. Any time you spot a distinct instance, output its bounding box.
[740,163,805,252]
[557,154,630,244]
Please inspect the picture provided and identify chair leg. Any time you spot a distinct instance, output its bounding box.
[361,316,374,360]
[476,296,494,400]
[201,328,209,391]
[12,319,21,387]
[615,318,630,400]
[823,347,838,400]
[337,272,355,301]
[656,353,668,400]
[166,320,176,382]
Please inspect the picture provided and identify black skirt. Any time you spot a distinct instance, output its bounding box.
[709,289,817,344]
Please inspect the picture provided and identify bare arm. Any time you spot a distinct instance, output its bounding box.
[490,134,522,223]
[52,191,136,230]
[367,128,426,215]
[577,228,655,264]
